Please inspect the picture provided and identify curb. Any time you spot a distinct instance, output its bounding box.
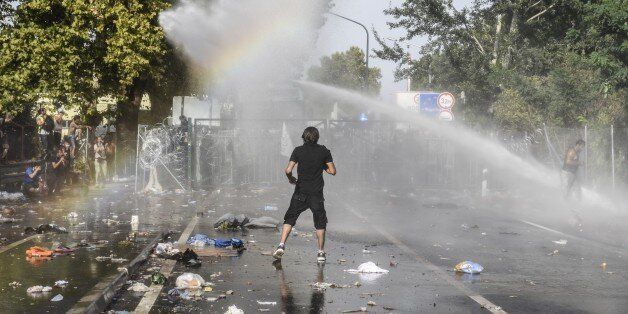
[68,231,171,314]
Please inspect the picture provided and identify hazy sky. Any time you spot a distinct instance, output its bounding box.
[312,0,470,102]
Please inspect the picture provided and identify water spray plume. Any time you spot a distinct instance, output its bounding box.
[298,81,615,211]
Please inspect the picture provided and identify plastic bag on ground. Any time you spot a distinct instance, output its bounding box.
[224,305,244,314]
[346,261,389,274]
[129,282,150,292]
[155,242,180,256]
[454,261,484,274]
[175,273,205,290]
[50,294,63,302]
[245,216,280,228]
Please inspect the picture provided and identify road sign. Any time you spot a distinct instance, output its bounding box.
[437,92,455,110]
[438,110,454,121]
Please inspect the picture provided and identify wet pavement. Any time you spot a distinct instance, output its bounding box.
[2,182,628,313]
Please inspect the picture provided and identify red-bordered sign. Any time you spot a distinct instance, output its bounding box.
[437,92,455,110]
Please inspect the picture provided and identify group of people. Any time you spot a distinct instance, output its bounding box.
[23,108,115,196]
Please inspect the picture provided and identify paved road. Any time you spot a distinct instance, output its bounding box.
[2,182,626,313]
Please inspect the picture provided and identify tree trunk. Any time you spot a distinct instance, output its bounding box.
[491,14,503,65]
[502,9,519,69]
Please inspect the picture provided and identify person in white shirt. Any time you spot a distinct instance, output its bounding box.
[93,136,107,187]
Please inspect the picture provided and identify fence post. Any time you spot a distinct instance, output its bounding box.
[134,124,140,192]
[584,125,588,184]
[481,168,489,198]
[611,124,615,191]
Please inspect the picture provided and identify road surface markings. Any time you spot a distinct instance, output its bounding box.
[134,216,199,314]
[0,235,40,254]
[337,198,507,314]
[520,219,625,256]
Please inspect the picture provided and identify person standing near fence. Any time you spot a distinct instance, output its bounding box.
[273,126,336,263]
[53,108,64,147]
[562,139,585,200]
[37,108,55,160]
[93,136,107,187]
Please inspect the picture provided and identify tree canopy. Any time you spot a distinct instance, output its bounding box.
[0,0,192,128]
[375,0,627,130]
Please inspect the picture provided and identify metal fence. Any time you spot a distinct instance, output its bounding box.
[129,118,626,195]
[192,119,482,191]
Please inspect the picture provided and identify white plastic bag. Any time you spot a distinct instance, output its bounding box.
[175,273,205,290]
[346,261,389,274]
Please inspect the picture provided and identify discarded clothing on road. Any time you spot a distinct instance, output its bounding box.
[24,224,68,235]
[214,213,249,230]
[172,248,202,267]
[214,238,244,249]
[186,234,215,246]
[245,216,280,228]
[454,261,483,274]
[26,246,54,258]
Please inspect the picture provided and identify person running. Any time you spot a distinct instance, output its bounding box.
[273,127,336,263]
[562,139,585,199]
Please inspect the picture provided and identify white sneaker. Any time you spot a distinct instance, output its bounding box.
[273,245,285,260]
[317,250,326,263]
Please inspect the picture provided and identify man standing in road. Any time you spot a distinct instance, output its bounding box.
[562,139,585,200]
[273,127,336,263]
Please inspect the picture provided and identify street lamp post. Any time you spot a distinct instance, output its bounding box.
[328,12,369,94]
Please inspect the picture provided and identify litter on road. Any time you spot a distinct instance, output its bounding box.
[128,282,150,292]
[50,294,63,302]
[346,262,390,274]
[175,273,205,289]
[454,261,484,274]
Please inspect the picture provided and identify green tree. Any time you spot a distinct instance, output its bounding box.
[375,0,627,130]
[0,0,193,129]
[306,46,381,118]
[308,46,381,95]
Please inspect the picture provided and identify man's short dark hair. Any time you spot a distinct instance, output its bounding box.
[302,127,319,144]
[576,139,585,146]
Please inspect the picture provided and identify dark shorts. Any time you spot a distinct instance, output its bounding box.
[283,192,327,229]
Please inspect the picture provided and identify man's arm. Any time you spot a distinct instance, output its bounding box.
[325,162,336,175]
[285,161,297,185]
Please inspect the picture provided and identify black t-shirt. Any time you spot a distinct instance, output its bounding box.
[289,143,333,195]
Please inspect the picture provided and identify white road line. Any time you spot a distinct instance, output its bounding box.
[339,199,507,314]
[135,216,199,314]
[0,235,39,254]
[519,219,625,256]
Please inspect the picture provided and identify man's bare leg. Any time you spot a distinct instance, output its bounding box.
[273,224,293,260]
[315,229,325,251]
[279,223,293,244]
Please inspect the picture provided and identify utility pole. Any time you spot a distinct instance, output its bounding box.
[328,12,370,94]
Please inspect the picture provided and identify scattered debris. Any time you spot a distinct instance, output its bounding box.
[454,261,484,274]
[26,247,54,258]
[67,212,78,219]
[257,301,277,306]
[175,273,205,289]
[155,242,180,257]
[341,307,367,313]
[362,249,374,254]
[367,300,377,306]
[224,305,244,314]
[54,280,68,287]
[389,260,398,267]
[187,234,215,246]
[50,294,63,302]
[552,239,568,245]
[226,290,234,295]
[27,286,52,293]
[151,272,167,285]
[9,281,21,288]
[311,282,351,290]
[128,282,150,292]
[548,250,559,256]
[346,262,389,274]
[214,213,249,230]
[24,224,67,235]
[263,204,278,211]
[245,216,280,228]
